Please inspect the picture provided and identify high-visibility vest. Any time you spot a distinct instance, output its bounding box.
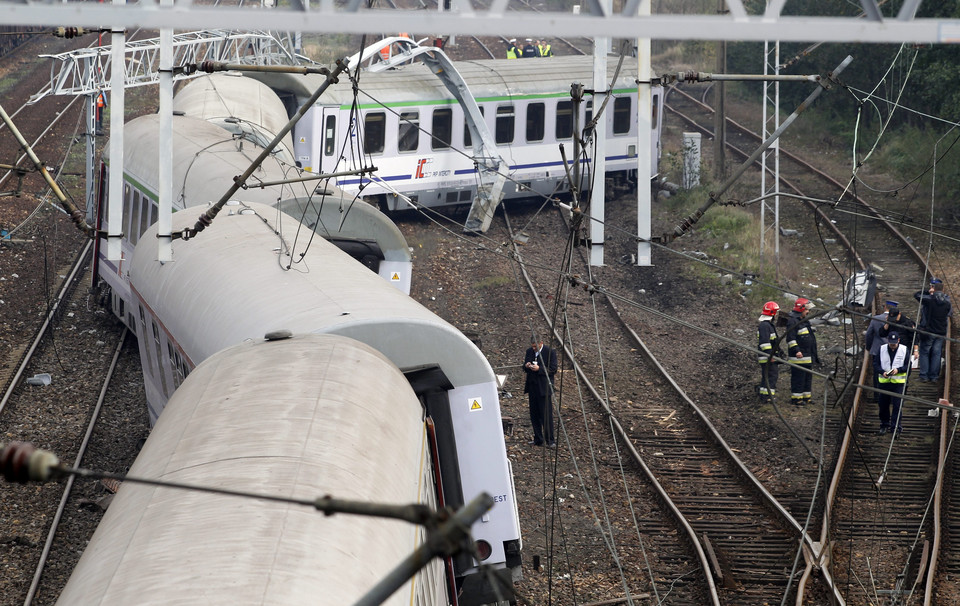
[506,45,518,59]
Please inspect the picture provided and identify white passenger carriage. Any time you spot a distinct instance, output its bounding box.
[121,201,521,603]
[95,74,413,330]
[58,334,450,606]
[85,70,522,604]
[259,55,663,212]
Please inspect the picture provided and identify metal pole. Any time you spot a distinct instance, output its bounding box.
[589,5,610,267]
[659,55,853,243]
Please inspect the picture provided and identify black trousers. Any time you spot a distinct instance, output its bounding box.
[877,382,905,430]
[528,392,554,445]
[790,363,813,402]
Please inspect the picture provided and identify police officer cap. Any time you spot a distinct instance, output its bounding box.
[887,331,900,341]
[931,278,942,285]
[509,38,516,42]
[885,300,899,309]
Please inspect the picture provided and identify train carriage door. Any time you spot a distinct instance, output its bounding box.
[321,109,338,172]
[293,105,323,173]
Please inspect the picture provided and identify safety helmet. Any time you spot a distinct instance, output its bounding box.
[793,297,814,312]
[762,301,780,316]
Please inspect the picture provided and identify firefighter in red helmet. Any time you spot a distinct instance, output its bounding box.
[786,297,818,406]
[757,301,781,403]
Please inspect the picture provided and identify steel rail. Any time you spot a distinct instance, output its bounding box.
[663,83,952,605]
[0,241,92,416]
[923,321,953,604]
[23,327,128,606]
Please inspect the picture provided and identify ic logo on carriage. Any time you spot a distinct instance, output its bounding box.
[415,157,432,179]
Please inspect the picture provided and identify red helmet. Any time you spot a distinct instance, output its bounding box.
[793,297,814,312]
[762,301,780,316]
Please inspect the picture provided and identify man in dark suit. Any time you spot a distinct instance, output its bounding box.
[523,339,558,447]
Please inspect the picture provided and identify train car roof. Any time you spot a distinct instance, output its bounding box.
[130,202,491,388]
[107,114,410,265]
[57,334,429,605]
[174,73,295,163]
[254,55,641,108]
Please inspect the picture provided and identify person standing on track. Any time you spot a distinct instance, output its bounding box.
[757,301,781,404]
[523,338,558,447]
[785,297,818,406]
[877,332,909,436]
[914,278,952,382]
[878,302,917,368]
[537,39,553,57]
[864,300,897,402]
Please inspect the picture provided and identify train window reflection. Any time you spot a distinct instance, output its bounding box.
[526,102,545,142]
[613,97,631,135]
[464,106,484,148]
[495,105,515,144]
[432,108,452,150]
[130,190,141,245]
[122,182,132,237]
[556,101,573,140]
[363,112,385,154]
[398,111,419,152]
[324,115,336,156]
[139,195,150,237]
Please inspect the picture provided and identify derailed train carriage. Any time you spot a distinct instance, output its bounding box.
[94,72,415,329]
[257,54,664,212]
[75,73,522,604]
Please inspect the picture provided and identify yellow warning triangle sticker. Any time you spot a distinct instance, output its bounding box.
[391,273,400,281]
[470,399,482,411]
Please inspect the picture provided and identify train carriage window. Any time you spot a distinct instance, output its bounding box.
[130,190,141,245]
[613,97,631,135]
[363,112,385,154]
[138,306,152,369]
[556,101,573,140]
[463,106,484,148]
[526,102,545,142]
[398,111,420,153]
[122,183,132,238]
[585,100,593,129]
[324,115,336,156]
[150,203,158,227]
[431,108,452,150]
[652,93,660,124]
[139,193,151,237]
[495,105,515,144]
[152,322,170,397]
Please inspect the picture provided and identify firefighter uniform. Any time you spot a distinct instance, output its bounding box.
[757,313,780,403]
[786,307,818,405]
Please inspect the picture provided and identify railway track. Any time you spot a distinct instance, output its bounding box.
[0,32,152,606]
[661,81,955,604]
[502,204,817,604]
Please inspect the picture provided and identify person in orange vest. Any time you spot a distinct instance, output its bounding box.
[95,92,106,136]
